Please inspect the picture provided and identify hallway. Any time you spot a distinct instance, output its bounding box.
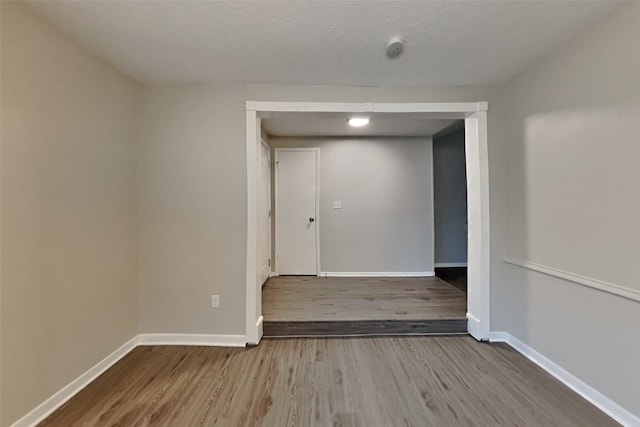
[262,276,466,321]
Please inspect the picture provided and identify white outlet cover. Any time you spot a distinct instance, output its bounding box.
[211,295,220,308]
[333,201,342,209]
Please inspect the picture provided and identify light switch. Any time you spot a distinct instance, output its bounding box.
[333,201,342,209]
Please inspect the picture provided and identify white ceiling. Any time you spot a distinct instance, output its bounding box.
[263,116,461,138]
[27,1,618,86]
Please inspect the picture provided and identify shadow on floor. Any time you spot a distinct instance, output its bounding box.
[435,267,467,293]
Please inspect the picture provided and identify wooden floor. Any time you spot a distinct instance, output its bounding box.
[262,276,466,321]
[39,336,617,426]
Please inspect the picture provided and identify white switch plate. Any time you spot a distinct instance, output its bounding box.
[211,295,220,308]
[333,201,342,209]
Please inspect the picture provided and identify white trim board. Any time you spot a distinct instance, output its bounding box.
[255,316,264,344]
[9,334,248,427]
[137,334,247,347]
[428,138,436,284]
[435,262,468,268]
[246,101,491,343]
[466,313,481,340]
[505,259,640,303]
[246,101,489,115]
[320,271,435,277]
[489,332,639,427]
[464,110,490,340]
[245,109,261,345]
[258,138,273,288]
[9,336,140,427]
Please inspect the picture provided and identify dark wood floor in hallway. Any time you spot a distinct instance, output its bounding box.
[39,336,617,427]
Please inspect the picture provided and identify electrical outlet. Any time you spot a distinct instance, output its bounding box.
[211,294,220,308]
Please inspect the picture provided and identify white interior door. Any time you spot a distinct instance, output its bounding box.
[257,140,272,285]
[276,149,319,275]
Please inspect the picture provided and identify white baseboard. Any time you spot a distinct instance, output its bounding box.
[10,333,248,427]
[137,333,247,347]
[434,262,468,268]
[256,316,264,344]
[247,316,264,345]
[489,331,639,427]
[9,336,140,427]
[466,312,482,340]
[319,271,435,277]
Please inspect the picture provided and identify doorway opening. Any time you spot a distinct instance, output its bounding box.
[433,124,468,293]
[265,129,465,335]
[246,102,490,344]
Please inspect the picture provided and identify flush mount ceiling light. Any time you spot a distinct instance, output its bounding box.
[347,118,370,127]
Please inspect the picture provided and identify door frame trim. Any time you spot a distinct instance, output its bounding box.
[258,138,272,285]
[245,101,490,345]
[273,147,321,276]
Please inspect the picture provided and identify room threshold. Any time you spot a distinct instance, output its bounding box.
[263,319,468,337]
[262,275,467,336]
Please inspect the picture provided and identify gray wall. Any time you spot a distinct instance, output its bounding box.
[13,0,640,422]
[136,83,500,337]
[271,137,434,274]
[12,0,640,422]
[433,127,467,266]
[1,3,139,425]
[495,2,640,419]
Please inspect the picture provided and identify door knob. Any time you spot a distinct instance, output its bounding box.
[309,217,315,222]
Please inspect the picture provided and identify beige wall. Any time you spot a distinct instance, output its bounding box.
[137,84,503,335]
[0,3,139,425]
[496,2,640,418]
[137,84,248,334]
[271,136,435,274]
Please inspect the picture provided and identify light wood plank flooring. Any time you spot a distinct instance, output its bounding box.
[39,336,617,426]
[262,276,466,321]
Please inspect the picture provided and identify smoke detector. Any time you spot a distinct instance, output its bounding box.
[386,36,403,59]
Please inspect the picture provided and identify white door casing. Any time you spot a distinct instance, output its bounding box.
[275,148,320,275]
[246,101,490,345]
[257,140,272,285]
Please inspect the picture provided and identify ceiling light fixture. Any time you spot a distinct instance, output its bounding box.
[347,118,370,127]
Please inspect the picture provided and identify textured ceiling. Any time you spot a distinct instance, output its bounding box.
[28,1,617,86]
[263,117,460,138]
